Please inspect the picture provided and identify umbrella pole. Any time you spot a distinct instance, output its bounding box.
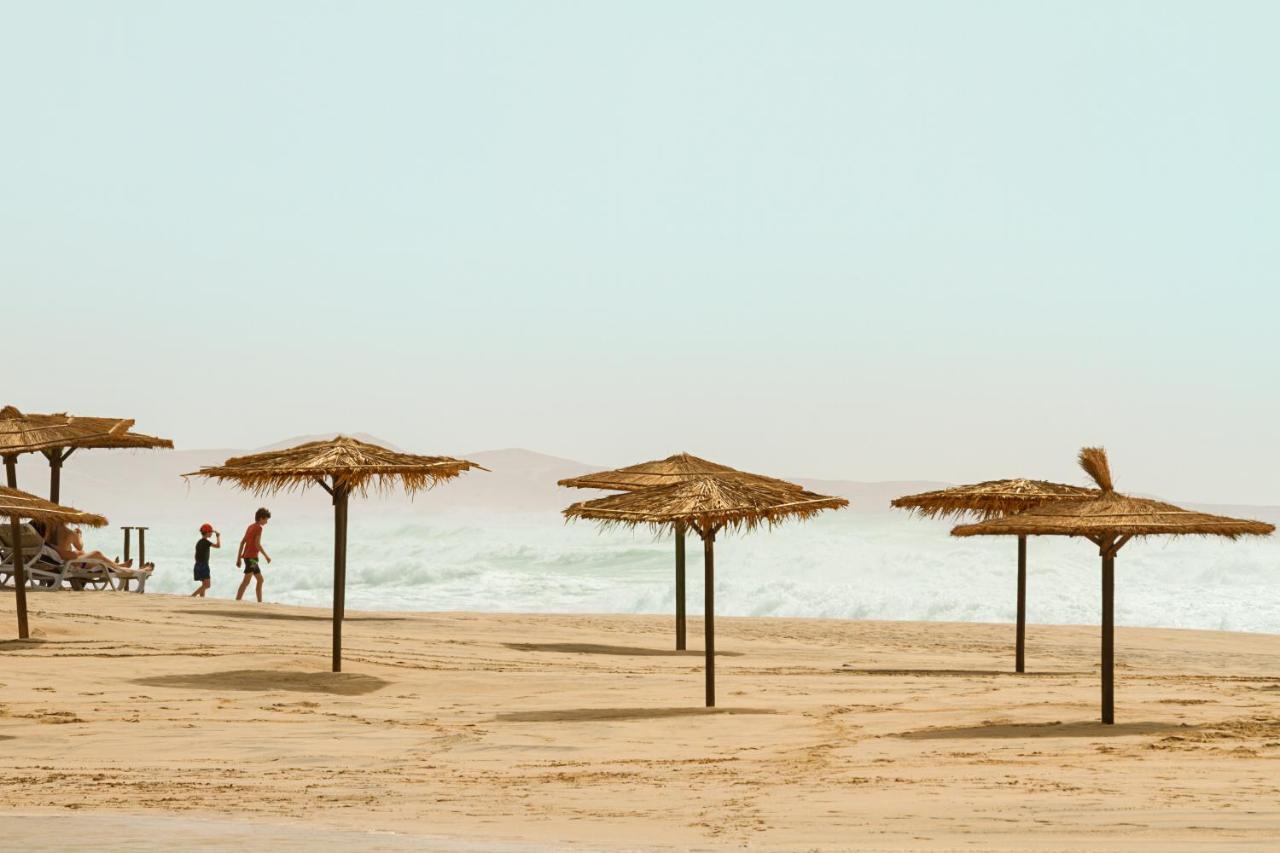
[1101,550,1115,724]
[1016,536,1027,673]
[9,515,29,639]
[3,455,15,488]
[703,527,715,708]
[675,522,686,651]
[46,449,63,504]
[332,485,349,673]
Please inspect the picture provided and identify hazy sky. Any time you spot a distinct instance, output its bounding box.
[3,2,1278,503]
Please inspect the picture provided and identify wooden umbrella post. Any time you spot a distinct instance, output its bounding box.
[702,522,716,708]
[120,527,133,564]
[1098,534,1129,725]
[1101,549,1114,724]
[137,527,148,567]
[332,482,349,673]
[4,455,16,489]
[46,449,63,504]
[1016,535,1027,673]
[9,515,29,639]
[675,521,686,651]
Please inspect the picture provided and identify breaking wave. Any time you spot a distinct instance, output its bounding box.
[133,512,1280,633]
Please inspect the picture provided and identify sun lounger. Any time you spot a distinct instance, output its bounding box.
[1,523,151,592]
[105,561,151,593]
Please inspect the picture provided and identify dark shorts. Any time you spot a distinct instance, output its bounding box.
[243,558,261,575]
[193,561,211,582]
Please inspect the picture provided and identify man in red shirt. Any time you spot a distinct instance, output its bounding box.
[235,507,272,602]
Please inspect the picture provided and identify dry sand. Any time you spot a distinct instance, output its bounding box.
[2,592,1279,851]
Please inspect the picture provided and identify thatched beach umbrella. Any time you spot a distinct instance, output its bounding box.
[564,476,848,707]
[188,436,486,672]
[0,487,107,639]
[2,407,128,489]
[559,453,803,651]
[0,406,173,501]
[892,479,1098,672]
[953,448,1274,724]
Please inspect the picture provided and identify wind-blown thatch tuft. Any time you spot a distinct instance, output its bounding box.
[1,407,133,455]
[1078,446,1113,492]
[564,475,848,534]
[187,435,487,497]
[952,449,1274,541]
[891,479,1099,521]
[558,452,802,493]
[0,486,107,527]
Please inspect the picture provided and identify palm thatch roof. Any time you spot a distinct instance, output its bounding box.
[187,435,487,496]
[0,486,107,527]
[0,406,133,455]
[892,479,1099,520]
[69,429,174,452]
[558,452,803,492]
[564,475,848,534]
[952,448,1275,541]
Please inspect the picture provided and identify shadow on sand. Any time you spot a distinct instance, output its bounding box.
[0,638,46,651]
[898,720,1192,740]
[132,669,390,696]
[839,668,1092,677]
[496,706,776,723]
[505,642,744,658]
[174,608,407,623]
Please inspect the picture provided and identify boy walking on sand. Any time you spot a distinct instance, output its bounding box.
[236,507,272,602]
[191,523,220,597]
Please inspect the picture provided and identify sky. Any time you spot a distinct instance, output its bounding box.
[3,1,1278,504]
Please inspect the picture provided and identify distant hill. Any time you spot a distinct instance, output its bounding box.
[7,441,1277,528]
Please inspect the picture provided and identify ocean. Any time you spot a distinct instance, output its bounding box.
[116,510,1280,634]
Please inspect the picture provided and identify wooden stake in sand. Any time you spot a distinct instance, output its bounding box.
[953,447,1273,724]
[187,436,486,672]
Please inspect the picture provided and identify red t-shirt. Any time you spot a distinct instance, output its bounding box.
[242,523,263,558]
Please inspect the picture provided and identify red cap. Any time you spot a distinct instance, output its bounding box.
[200,523,214,535]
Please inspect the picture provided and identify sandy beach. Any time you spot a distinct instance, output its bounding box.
[2,592,1279,851]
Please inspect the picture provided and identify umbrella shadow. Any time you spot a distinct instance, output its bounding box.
[496,706,776,723]
[898,720,1192,740]
[132,669,390,696]
[173,609,407,623]
[505,642,744,658]
[0,638,46,651]
[839,668,1091,677]
[0,735,14,742]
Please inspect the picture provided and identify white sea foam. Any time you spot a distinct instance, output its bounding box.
[130,512,1280,633]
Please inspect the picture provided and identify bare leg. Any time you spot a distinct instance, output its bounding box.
[254,573,264,602]
[236,574,251,601]
[80,551,131,571]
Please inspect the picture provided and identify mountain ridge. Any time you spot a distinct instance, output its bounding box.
[6,442,1276,525]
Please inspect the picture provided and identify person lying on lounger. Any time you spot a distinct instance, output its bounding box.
[45,522,151,572]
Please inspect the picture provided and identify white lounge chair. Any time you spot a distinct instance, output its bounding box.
[104,560,151,593]
[1,523,151,592]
